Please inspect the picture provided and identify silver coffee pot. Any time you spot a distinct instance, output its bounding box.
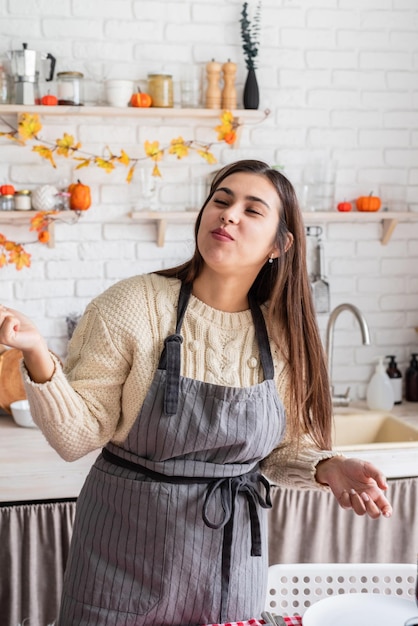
[7,43,56,105]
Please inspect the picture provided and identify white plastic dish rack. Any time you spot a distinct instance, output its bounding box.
[265,562,416,617]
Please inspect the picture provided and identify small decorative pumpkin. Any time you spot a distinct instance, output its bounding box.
[41,92,58,106]
[337,201,352,212]
[130,89,152,108]
[0,184,15,196]
[31,185,59,211]
[356,192,381,212]
[69,180,91,211]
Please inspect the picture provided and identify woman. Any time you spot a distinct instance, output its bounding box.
[0,160,391,626]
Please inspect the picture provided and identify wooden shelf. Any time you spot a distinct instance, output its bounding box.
[0,104,266,120]
[302,211,418,245]
[0,210,80,248]
[130,210,418,247]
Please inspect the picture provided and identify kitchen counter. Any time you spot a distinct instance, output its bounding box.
[0,412,98,502]
[1,404,417,625]
[0,401,417,503]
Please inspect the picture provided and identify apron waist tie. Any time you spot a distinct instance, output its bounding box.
[202,473,272,621]
[101,447,272,622]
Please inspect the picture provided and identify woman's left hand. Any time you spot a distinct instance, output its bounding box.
[315,455,392,519]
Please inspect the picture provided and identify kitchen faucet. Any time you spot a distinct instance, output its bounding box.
[325,303,371,407]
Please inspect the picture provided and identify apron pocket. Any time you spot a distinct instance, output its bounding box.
[64,465,171,615]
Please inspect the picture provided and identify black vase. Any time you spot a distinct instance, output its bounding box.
[243,68,259,110]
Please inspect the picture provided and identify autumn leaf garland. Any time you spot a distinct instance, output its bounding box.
[0,110,241,269]
[0,110,239,180]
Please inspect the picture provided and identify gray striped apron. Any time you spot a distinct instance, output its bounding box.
[58,282,286,626]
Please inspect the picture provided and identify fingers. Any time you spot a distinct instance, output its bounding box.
[0,305,20,344]
[362,460,389,490]
[337,488,392,519]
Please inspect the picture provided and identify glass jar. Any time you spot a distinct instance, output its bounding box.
[147,74,173,108]
[14,190,32,210]
[0,194,15,211]
[57,71,84,106]
[0,64,9,104]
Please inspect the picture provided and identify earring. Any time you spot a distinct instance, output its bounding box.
[268,255,274,264]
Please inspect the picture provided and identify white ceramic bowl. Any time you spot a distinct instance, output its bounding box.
[10,399,38,428]
[104,79,134,107]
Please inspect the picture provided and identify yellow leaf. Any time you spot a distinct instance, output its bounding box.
[18,113,42,140]
[30,211,58,232]
[75,159,91,170]
[117,149,130,166]
[197,150,217,165]
[9,246,31,270]
[0,131,24,144]
[56,133,81,156]
[169,137,189,159]
[220,110,234,126]
[126,165,135,183]
[94,157,115,173]
[144,140,163,162]
[152,163,162,177]
[30,212,47,231]
[0,252,7,268]
[32,145,57,168]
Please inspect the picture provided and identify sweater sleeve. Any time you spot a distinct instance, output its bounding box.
[260,436,341,491]
[20,274,176,462]
[21,302,133,461]
[261,343,341,491]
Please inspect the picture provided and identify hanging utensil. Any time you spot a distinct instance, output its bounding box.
[311,237,330,314]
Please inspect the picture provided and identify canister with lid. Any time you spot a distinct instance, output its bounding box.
[14,190,32,210]
[0,195,15,211]
[147,74,173,107]
[57,71,84,106]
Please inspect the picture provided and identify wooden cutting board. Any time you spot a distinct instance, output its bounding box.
[0,346,26,414]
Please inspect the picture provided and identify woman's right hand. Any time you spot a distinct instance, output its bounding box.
[0,305,55,382]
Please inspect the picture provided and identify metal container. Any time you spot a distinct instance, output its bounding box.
[57,71,84,105]
[147,73,173,107]
[0,194,15,211]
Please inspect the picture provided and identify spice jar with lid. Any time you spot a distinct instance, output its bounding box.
[0,195,15,211]
[147,74,173,108]
[14,190,32,211]
[57,71,84,106]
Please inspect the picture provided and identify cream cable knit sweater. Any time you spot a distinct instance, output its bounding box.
[22,273,335,489]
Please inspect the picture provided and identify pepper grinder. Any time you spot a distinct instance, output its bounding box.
[205,59,222,109]
[221,60,237,110]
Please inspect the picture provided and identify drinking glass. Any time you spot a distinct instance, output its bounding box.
[84,61,111,105]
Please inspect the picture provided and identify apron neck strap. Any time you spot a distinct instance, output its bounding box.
[248,292,275,381]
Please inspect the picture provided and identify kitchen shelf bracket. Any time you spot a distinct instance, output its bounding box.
[381,218,398,245]
[131,211,417,247]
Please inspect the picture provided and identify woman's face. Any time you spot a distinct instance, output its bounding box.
[197,172,281,277]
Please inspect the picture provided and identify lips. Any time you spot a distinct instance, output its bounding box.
[211,227,234,241]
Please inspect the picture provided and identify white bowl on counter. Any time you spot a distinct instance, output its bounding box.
[10,400,38,428]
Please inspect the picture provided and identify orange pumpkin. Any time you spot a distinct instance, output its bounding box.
[69,180,91,211]
[0,184,15,195]
[41,93,58,106]
[130,89,152,108]
[356,193,381,212]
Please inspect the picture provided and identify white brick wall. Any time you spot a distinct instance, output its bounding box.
[1,0,418,399]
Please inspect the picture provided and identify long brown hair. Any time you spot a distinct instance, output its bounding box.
[156,159,332,449]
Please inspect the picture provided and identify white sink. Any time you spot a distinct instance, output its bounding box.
[332,409,418,478]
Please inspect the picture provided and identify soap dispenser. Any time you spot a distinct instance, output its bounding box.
[386,355,402,405]
[405,353,418,402]
[366,356,394,411]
